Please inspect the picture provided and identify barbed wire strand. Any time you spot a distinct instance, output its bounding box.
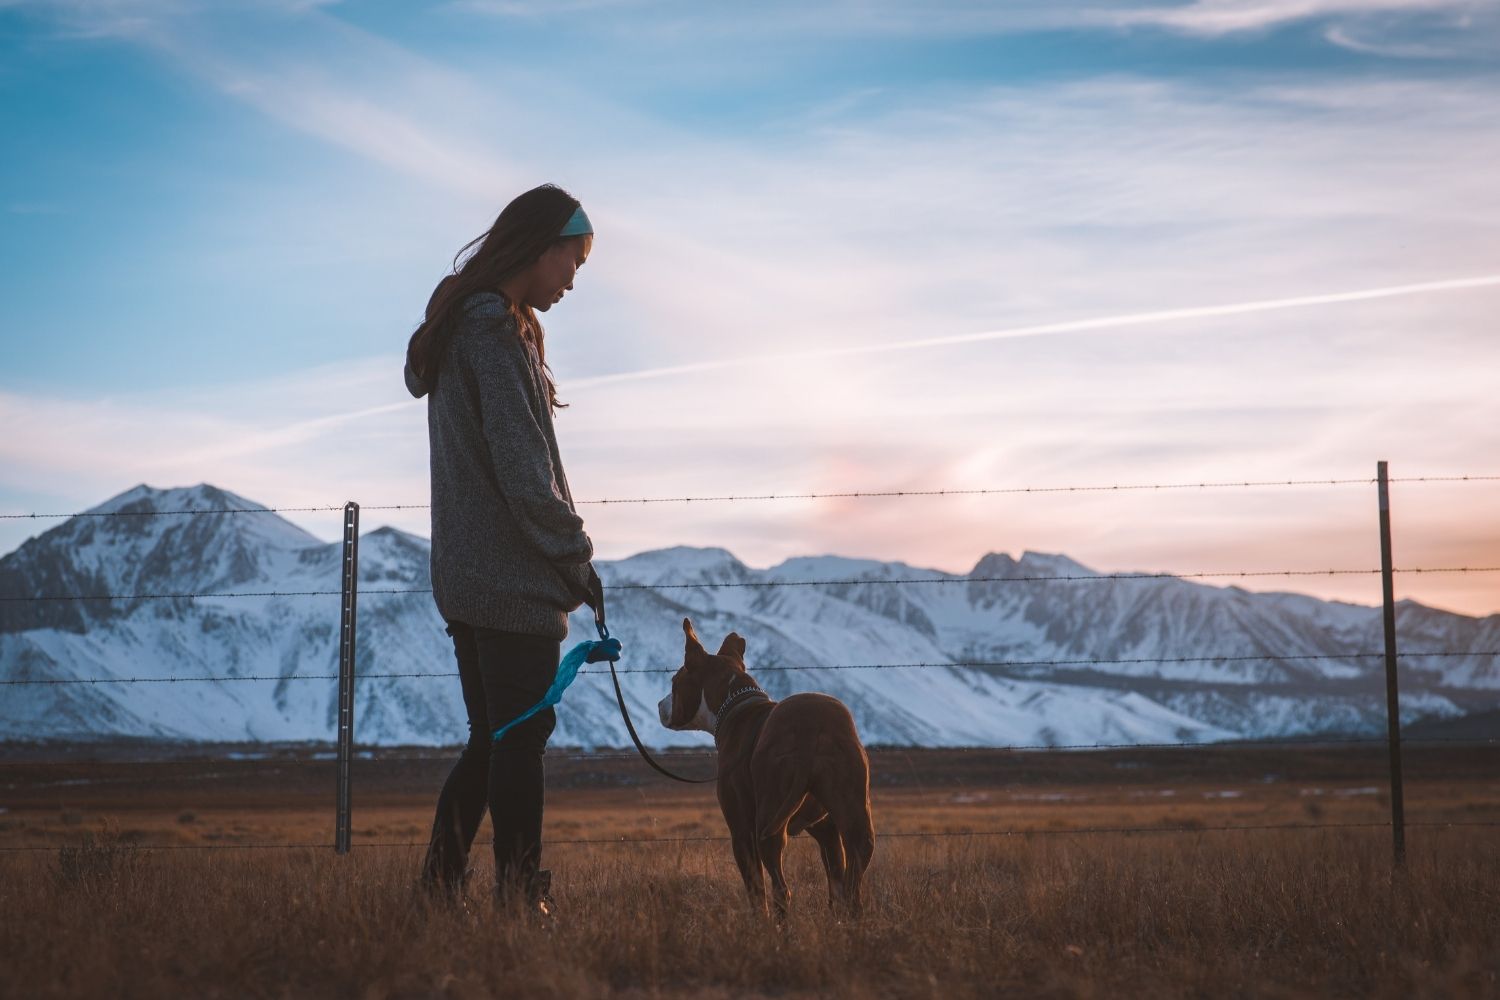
[1,506,350,520]
[7,565,1499,605]
[2,820,1495,854]
[6,474,1499,521]
[3,590,349,604]
[568,475,1500,505]
[4,649,1494,687]
[3,733,1494,773]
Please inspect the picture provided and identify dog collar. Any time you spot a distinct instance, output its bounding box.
[713,684,770,735]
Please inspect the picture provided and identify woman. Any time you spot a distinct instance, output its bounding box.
[404,183,602,913]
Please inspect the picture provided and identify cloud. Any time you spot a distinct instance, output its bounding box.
[1109,0,1466,36]
[5,3,1499,615]
[440,0,1499,56]
[39,0,1492,59]
[449,0,642,16]
[1099,0,1500,59]
[21,6,1498,360]
[1324,23,1460,55]
[0,356,429,555]
[11,0,527,199]
[12,273,1499,610]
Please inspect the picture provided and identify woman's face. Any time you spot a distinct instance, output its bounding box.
[527,235,591,312]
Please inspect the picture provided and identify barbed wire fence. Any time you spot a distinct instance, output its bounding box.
[2,463,1498,862]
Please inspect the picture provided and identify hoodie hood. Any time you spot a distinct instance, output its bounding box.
[404,358,429,399]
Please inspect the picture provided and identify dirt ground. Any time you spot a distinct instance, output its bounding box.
[2,744,1497,998]
[2,743,1495,849]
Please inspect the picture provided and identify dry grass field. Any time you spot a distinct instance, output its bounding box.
[2,745,1497,998]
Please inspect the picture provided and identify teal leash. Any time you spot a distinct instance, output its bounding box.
[488,630,620,744]
[489,595,716,784]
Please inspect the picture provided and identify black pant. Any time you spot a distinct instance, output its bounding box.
[421,621,559,894]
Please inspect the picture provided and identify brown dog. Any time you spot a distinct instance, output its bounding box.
[657,618,875,916]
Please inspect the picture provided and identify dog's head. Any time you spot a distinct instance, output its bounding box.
[657,618,752,733]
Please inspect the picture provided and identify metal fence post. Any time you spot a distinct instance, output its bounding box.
[335,501,360,855]
[1376,462,1406,866]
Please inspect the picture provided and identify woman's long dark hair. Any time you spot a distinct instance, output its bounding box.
[406,183,581,410]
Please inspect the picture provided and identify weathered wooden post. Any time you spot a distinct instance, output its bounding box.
[335,501,360,855]
[1376,462,1406,866]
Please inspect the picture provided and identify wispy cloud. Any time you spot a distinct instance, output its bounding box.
[450,0,643,16]
[1104,0,1500,59]
[566,275,1500,389]
[1323,23,1460,55]
[15,0,525,198]
[442,0,1498,55]
[1110,0,1467,36]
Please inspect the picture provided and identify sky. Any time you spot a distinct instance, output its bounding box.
[1,0,1498,616]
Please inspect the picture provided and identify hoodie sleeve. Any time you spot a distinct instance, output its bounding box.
[460,313,595,570]
[404,357,430,399]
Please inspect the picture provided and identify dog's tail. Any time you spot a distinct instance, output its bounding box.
[755,754,813,841]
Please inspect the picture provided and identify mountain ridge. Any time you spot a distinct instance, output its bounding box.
[2,483,1495,746]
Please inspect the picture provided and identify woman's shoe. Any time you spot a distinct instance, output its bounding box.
[494,868,556,924]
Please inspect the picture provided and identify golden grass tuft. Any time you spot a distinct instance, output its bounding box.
[3,828,1498,998]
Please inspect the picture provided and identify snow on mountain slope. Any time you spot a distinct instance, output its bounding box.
[2,484,1494,746]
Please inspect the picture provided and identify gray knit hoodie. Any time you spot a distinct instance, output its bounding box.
[405,292,593,640]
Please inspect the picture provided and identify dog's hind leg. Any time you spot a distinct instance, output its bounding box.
[720,786,767,914]
[805,816,847,910]
[729,827,774,917]
[814,760,874,916]
[730,832,767,914]
[752,757,813,921]
[829,802,874,916]
[758,825,792,921]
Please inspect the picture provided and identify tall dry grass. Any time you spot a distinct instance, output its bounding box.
[3,825,1496,999]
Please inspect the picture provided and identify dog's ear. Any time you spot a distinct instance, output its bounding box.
[683,618,707,662]
[717,632,746,661]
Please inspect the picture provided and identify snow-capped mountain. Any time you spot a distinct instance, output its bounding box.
[1,484,1495,747]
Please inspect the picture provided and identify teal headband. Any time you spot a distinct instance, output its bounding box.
[558,205,593,237]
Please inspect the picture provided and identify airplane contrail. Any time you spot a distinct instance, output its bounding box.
[217,271,1499,460]
[567,273,1500,390]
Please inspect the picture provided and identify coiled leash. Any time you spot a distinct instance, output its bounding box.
[487,630,619,744]
[490,591,716,784]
